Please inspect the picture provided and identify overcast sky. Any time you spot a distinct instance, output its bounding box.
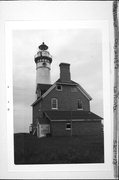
[13,29,103,133]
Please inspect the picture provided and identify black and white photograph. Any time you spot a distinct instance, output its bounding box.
[0,1,117,179]
[13,28,104,164]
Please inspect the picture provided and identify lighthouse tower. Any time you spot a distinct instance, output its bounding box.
[34,42,52,85]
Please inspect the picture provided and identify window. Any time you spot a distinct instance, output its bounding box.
[71,87,78,92]
[77,99,83,110]
[56,85,62,91]
[42,62,47,66]
[51,98,58,109]
[66,123,71,130]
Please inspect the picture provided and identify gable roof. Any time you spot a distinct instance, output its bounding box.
[56,79,92,100]
[32,79,92,106]
[36,84,52,95]
[77,84,92,100]
[45,111,103,121]
[31,83,56,106]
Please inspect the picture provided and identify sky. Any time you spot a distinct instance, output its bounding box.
[13,29,103,133]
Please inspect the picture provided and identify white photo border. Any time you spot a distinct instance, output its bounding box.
[6,20,113,176]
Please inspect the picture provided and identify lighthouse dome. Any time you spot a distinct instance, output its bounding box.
[34,42,52,64]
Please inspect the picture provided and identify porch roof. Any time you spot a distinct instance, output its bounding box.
[45,111,103,121]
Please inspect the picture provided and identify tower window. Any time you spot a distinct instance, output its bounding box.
[42,62,47,66]
[66,123,71,130]
[56,85,62,91]
[77,99,83,110]
[51,98,58,109]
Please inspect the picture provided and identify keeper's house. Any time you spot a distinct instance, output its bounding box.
[30,42,103,138]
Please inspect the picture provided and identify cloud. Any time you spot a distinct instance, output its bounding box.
[13,29,103,133]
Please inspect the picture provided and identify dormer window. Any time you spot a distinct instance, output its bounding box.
[56,85,62,91]
[77,99,83,110]
[51,98,58,110]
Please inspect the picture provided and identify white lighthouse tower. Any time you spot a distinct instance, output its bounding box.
[34,42,52,85]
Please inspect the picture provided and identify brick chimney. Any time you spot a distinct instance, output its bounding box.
[59,63,71,82]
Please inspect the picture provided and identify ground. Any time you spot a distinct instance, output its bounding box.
[14,133,104,164]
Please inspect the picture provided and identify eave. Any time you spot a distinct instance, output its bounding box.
[31,83,56,106]
[77,84,92,101]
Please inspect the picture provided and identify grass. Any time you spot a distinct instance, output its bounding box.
[14,133,104,164]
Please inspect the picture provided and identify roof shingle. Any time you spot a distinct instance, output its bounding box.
[45,111,103,121]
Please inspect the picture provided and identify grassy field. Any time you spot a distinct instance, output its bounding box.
[14,133,104,164]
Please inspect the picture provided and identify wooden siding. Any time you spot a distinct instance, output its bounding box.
[72,121,103,136]
[41,85,90,111]
[51,121,71,136]
[32,103,40,125]
[51,120,102,136]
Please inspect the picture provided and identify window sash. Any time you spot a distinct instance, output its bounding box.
[77,99,83,110]
[66,123,71,130]
[51,98,58,109]
[56,85,62,91]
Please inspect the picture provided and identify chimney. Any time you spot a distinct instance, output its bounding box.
[59,63,71,82]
